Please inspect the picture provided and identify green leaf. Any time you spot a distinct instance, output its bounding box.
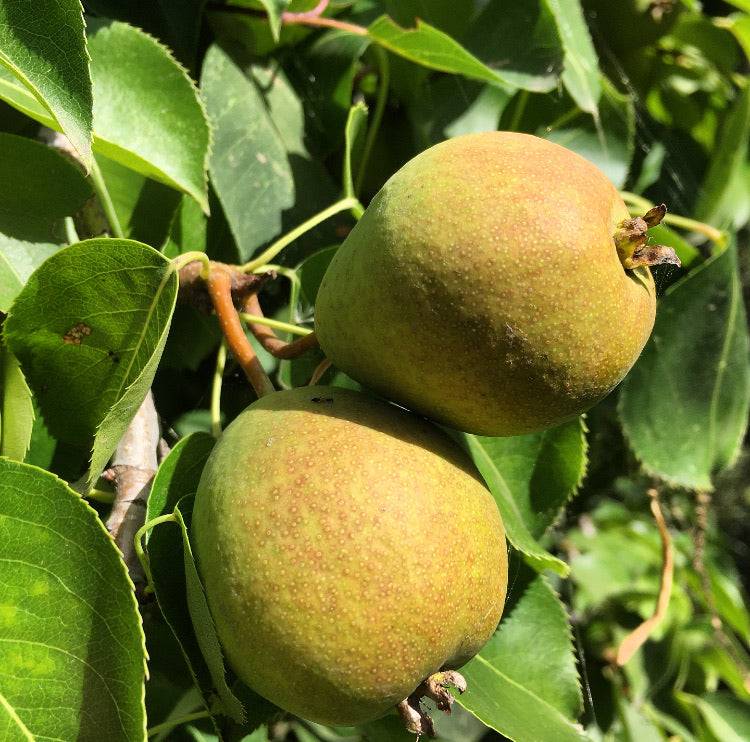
[545,0,601,116]
[344,101,368,200]
[201,44,295,262]
[461,0,563,92]
[678,692,750,742]
[726,12,750,62]
[93,152,183,248]
[0,347,33,461]
[461,431,574,576]
[459,563,587,741]
[0,132,93,311]
[86,20,210,212]
[619,243,750,489]
[367,15,515,88]
[472,419,586,540]
[0,0,93,167]
[258,0,291,41]
[3,239,178,488]
[177,498,247,723]
[542,76,633,188]
[146,434,217,702]
[0,459,147,741]
[694,85,750,231]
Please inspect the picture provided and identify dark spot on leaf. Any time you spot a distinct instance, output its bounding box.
[311,397,334,404]
[63,322,92,345]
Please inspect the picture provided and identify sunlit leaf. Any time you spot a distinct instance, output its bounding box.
[87,20,210,212]
[0,459,147,742]
[367,15,515,87]
[0,0,93,167]
[461,432,574,576]
[460,563,587,741]
[545,0,601,116]
[619,242,750,489]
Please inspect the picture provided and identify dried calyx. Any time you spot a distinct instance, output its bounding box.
[396,671,468,738]
[614,204,682,269]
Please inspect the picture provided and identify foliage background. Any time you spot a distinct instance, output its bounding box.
[1,0,750,741]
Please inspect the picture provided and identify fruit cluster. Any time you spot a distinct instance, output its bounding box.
[191,132,676,734]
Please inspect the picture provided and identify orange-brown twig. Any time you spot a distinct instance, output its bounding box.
[206,265,275,399]
[242,294,320,360]
[281,0,368,35]
[616,488,674,665]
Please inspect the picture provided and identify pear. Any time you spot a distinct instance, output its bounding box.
[314,131,678,437]
[191,385,507,729]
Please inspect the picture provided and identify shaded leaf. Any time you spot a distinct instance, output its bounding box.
[0,347,33,461]
[0,0,92,166]
[461,431,575,576]
[3,239,178,488]
[461,0,563,92]
[201,44,295,262]
[0,459,146,742]
[258,0,291,42]
[694,85,750,231]
[177,498,246,723]
[459,562,587,741]
[543,76,633,188]
[619,243,750,489]
[0,132,93,311]
[93,152,183,248]
[86,20,210,212]
[678,691,750,742]
[545,0,601,116]
[146,434,217,708]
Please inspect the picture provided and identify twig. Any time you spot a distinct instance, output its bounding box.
[241,294,320,359]
[616,488,674,665]
[206,265,276,398]
[104,390,163,599]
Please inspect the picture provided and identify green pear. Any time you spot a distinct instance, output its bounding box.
[191,385,507,729]
[314,131,678,436]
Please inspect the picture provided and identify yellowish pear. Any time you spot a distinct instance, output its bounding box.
[191,385,507,729]
[315,132,677,436]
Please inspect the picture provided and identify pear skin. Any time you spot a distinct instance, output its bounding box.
[191,386,507,727]
[315,132,664,436]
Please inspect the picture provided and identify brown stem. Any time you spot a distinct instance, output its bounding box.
[178,259,272,314]
[616,488,674,665]
[206,265,276,399]
[281,0,368,35]
[207,0,368,36]
[242,294,319,359]
[309,357,332,386]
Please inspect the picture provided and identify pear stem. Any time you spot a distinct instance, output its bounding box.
[240,294,320,359]
[206,265,276,399]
